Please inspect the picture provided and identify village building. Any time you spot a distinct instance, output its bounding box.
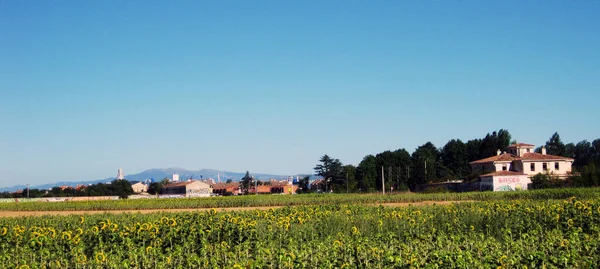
[161,180,212,197]
[248,180,298,195]
[470,143,574,191]
[130,182,148,193]
[211,183,240,195]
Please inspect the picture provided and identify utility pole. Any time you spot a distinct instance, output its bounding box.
[397,166,401,192]
[26,184,29,198]
[254,176,257,196]
[388,166,392,193]
[381,166,385,195]
[346,171,349,193]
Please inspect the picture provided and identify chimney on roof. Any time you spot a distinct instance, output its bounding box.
[541,146,546,155]
[497,149,501,155]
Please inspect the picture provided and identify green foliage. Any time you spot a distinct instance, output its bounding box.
[545,132,567,157]
[314,155,343,191]
[531,173,554,189]
[410,142,440,188]
[479,129,512,159]
[3,188,600,211]
[441,139,470,179]
[297,176,311,194]
[357,155,377,192]
[375,149,411,192]
[148,178,170,196]
[240,171,253,194]
[422,186,451,193]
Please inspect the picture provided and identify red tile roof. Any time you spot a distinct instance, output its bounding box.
[471,152,574,164]
[521,153,574,161]
[507,143,535,148]
[311,179,326,185]
[212,183,240,189]
[164,181,204,188]
[481,171,527,177]
[470,153,518,164]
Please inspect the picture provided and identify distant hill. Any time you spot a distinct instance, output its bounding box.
[0,168,311,192]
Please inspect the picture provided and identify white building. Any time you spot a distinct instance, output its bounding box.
[131,182,148,193]
[161,180,212,197]
[470,143,574,191]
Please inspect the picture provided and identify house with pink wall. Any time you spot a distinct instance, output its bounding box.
[470,143,574,191]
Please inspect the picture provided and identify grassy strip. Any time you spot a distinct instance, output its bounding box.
[1,187,599,211]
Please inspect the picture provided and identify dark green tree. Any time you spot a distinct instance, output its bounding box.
[356,155,377,192]
[479,129,512,159]
[374,149,411,192]
[314,154,343,192]
[298,176,311,194]
[340,164,357,193]
[573,140,593,169]
[240,171,254,194]
[465,139,482,162]
[565,143,576,158]
[147,178,170,196]
[544,132,567,157]
[410,142,440,189]
[441,139,470,179]
[581,163,600,187]
[109,179,134,199]
[592,139,600,165]
[531,173,552,189]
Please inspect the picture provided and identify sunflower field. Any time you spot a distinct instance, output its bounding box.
[1,197,600,268]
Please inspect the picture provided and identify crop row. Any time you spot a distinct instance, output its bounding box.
[2,188,600,211]
[1,197,599,268]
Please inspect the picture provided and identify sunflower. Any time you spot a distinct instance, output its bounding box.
[95,252,106,263]
[61,232,72,240]
[76,254,87,264]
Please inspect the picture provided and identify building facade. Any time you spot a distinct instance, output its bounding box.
[131,182,148,193]
[211,183,240,195]
[470,143,574,191]
[161,181,212,197]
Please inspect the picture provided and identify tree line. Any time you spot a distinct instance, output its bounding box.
[0,179,135,199]
[312,130,600,193]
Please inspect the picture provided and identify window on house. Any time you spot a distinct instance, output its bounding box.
[543,163,548,171]
[527,149,530,153]
[502,165,507,171]
[555,162,559,170]
[530,163,535,171]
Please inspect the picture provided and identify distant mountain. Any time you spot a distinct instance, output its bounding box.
[0,168,311,192]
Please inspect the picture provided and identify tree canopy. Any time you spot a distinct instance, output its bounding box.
[311,129,599,192]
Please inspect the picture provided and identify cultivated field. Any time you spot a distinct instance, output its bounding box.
[1,189,600,268]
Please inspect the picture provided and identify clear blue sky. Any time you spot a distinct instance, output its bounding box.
[1,1,599,188]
